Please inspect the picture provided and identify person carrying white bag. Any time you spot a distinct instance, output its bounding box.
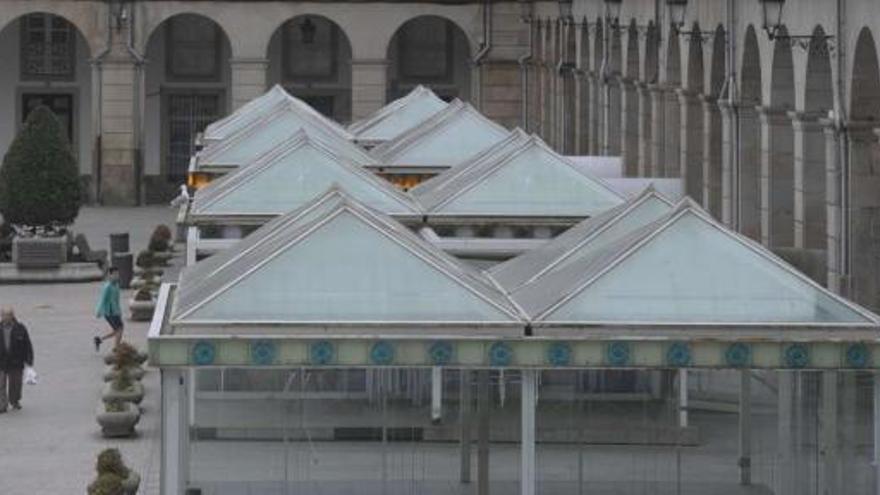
[0,308,34,412]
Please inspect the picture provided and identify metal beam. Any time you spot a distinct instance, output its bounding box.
[738,370,752,485]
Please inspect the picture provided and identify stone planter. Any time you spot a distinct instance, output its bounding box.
[12,236,67,268]
[122,471,141,495]
[102,381,145,405]
[153,250,174,263]
[103,365,146,382]
[104,351,148,366]
[129,296,156,322]
[96,401,140,438]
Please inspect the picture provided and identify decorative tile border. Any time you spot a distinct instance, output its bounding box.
[150,338,880,370]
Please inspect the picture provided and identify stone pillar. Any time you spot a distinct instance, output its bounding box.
[739,106,763,240]
[664,88,682,177]
[589,73,602,155]
[824,121,843,293]
[790,112,826,250]
[702,96,723,218]
[637,83,652,177]
[758,106,795,248]
[99,56,140,205]
[648,85,666,177]
[603,76,622,156]
[575,71,589,155]
[621,78,638,176]
[229,58,269,111]
[351,59,388,121]
[719,101,736,226]
[482,61,523,130]
[848,123,880,309]
[678,89,703,202]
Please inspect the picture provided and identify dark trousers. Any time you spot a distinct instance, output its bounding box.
[0,368,22,410]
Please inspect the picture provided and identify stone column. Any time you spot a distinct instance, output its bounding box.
[648,85,666,177]
[702,96,723,218]
[823,121,843,293]
[589,73,602,155]
[758,106,795,248]
[98,56,140,205]
[664,88,682,177]
[481,61,523,130]
[847,123,880,308]
[351,59,388,121]
[603,76,622,156]
[637,83,652,177]
[719,101,736,226]
[678,89,703,202]
[739,105,763,240]
[229,58,269,111]
[575,71,589,155]
[789,112,826,250]
[620,78,638,176]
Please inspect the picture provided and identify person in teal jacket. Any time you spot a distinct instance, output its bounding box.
[94,267,124,351]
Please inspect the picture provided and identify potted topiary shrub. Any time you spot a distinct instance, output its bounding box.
[96,399,140,438]
[103,342,146,382]
[104,343,148,367]
[149,225,175,262]
[102,369,145,405]
[0,106,81,268]
[88,448,140,495]
[128,287,156,322]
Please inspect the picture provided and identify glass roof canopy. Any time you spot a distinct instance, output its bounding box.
[413,132,625,218]
[369,100,510,170]
[189,131,421,221]
[348,85,448,145]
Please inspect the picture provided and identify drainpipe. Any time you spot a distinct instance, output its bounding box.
[472,0,492,111]
[518,2,534,131]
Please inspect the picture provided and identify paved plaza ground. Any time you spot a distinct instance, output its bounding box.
[0,206,176,495]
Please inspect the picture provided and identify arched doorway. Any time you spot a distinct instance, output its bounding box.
[799,27,832,256]
[386,16,471,103]
[739,25,762,241]
[144,13,232,200]
[0,13,94,198]
[766,26,795,248]
[682,25,704,202]
[848,27,880,309]
[664,30,682,177]
[267,15,352,123]
[704,25,726,217]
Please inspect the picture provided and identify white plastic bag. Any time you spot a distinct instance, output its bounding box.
[24,366,38,386]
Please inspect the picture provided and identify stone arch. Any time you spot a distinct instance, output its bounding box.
[644,22,659,84]
[621,20,640,175]
[541,19,553,139]
[682,25,705,202]
[641,22,659,176]
[578,19,591,154]
[606,24,623,156]
[593,17,604,73]
[563,20,578,154]
[530,21,543,133]
[140,8,234,54]
[591,18,604,153]
[0,5,101,55]
[848,27,880,309]
[797,25,833,256]
[765,25,796,247]
[143,13,233,191]
[664,30,682,177]
[267,15,353,122]
[739,25,763,241]
[703,25,726,217]
[387,15,472,103]
[0,11,96,194]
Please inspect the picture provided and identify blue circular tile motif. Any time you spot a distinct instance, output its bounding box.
[250,340,277,365]
[606,342,631,366]
[666,342,692,367]
[309,340,335,365]
[428,341,454,366]
[546,342,572,367]
[192,341,216,366]
[370,341,395,365]
[724,343,751,368]
[784,344,810,369]
[845,343,870,369]
[489,342,513,367]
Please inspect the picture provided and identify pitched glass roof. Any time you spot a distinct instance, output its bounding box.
[489,186,674,292]
[413,134,624,217]
[196,104,370,170]
[369,100,510,168]
[348,85,448,144]
[174,188,522,324]
[511,199,879,326]
[190,132,422,217]
[202,85,352,143]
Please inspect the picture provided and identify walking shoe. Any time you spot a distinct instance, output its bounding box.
[11,403,20,410]
[93,336,101,352]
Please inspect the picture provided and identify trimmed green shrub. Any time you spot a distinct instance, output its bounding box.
[96,448,129,478]
[0,106,80,232]
[87,473,124,495]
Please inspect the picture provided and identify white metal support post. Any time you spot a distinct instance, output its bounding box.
[678,370,689,427]
[739,370,752,485]
[874,373,880,495]
[431,366,443,423]
[161,369,188,495]
[820,371,839,495]
[521,369,537,495]
[477,370,490,495]
[460,369,472,483]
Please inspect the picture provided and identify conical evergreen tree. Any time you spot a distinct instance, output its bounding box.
[0,106,81,230]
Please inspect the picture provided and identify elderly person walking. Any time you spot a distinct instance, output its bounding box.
[0,308,34,412]
[94,266,124,351]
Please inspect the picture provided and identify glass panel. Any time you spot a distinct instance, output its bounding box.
[353,87,448,142]
[21,14,75,80]
[387,111,508,167]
